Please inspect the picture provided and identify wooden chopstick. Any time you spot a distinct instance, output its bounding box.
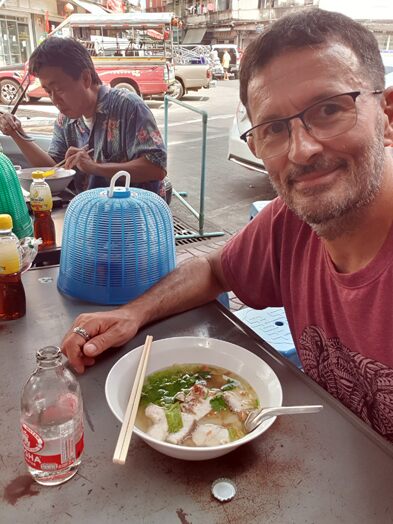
[113,335,153,465]
[50,147,94,171]
[10,77,30,115]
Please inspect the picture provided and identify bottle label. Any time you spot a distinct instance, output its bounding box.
[30,185,53,212]
[22,423,84,471]
[0,239,22,274]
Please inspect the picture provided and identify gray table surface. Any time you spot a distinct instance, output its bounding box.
[1,267,393,524]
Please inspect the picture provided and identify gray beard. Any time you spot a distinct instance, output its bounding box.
[270,119,386,240]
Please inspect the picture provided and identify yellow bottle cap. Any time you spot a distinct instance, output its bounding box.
[32,170,45,179]
[0,214,13,230]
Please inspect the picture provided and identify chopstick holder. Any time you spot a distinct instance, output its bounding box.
[113,335,153,465]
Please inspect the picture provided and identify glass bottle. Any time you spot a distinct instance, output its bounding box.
[0,213,26,320]
[30,171,56,250]
[20,346,84,486]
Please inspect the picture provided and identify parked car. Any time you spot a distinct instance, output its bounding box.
[0,64,26,105]
[169,63,213,100]
[211,44,240,79]
[228,56,393,173]
[227,102,266,173]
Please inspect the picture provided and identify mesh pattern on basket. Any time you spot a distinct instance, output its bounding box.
[58,186,176,305]
[0,153,33,239]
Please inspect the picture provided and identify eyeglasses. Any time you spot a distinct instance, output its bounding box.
[240,90,383,159]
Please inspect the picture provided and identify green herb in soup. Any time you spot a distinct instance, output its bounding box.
[136,364,259,447]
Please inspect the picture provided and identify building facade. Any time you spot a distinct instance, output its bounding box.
[0,0,118,67]
[146,0,393,51]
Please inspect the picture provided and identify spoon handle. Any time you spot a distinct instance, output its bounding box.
[247,404,323,431]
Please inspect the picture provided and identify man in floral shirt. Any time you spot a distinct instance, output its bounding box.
[0,38,166,196]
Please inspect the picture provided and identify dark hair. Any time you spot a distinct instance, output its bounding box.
[28,37,101,85]
[240,8,385,109]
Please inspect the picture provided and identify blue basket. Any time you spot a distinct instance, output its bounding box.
[58,171,176,305]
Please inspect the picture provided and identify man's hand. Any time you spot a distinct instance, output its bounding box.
[64,146,96,174]
[61,308,139,374]
[0,113,24,137]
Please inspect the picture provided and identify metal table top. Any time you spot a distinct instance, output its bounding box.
[1,266,392,524]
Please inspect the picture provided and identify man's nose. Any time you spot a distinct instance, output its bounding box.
[287,118,324,164]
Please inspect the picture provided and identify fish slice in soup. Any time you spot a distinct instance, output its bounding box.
[136,364,259,447]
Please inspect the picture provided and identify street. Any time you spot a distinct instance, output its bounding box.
[10,80,276,234]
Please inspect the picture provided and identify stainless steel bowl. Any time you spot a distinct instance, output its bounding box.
[17,167,76,195]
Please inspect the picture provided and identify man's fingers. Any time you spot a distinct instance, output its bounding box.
[82,328,122,357]
[64,152,81,169]
[0,114,21,134]
[65,146,82,158]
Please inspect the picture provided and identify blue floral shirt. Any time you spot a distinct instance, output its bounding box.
[48,85,166,195]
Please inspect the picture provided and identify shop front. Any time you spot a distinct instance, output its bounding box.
[0,14,32,66]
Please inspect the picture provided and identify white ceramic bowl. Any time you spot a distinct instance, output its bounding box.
[105,336,283,461]
[17,167,76,195]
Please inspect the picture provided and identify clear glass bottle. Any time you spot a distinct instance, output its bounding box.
[0,213,25,320]
[20,346,84,486]
[30,171,56,250]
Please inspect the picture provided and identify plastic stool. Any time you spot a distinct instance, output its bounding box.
[249,200,271,220]
[217,292,230,309]
[235,306,302,368]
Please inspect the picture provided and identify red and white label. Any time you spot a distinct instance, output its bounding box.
[22,423,84,472]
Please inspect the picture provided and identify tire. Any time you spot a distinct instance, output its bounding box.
[0,78,21,105]
[112,81,139,96]
[171,79,184,100]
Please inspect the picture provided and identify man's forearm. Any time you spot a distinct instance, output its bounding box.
[121,254,227,330]
[12,134,55,167]
[93,156,165,182]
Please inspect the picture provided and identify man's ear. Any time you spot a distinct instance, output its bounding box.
[81,69,92,89]
[383,86,393,147]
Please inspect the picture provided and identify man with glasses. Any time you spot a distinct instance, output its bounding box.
[62,9,393,442]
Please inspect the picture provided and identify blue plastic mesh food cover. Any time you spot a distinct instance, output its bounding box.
[58,171,176,305]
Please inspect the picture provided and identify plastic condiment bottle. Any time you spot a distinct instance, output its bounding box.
[30,171,56,251]
[20,346,84,486]
[0,213,26,320]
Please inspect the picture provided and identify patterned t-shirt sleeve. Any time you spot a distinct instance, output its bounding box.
[47,115,68,164]
[124,95,167,171]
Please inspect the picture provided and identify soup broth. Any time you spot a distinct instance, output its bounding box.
[136,364,259,447]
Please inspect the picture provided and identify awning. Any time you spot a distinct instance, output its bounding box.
[70,0,109,14]
[182,28,206,44]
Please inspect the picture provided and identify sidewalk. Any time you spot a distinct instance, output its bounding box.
[175,234,245,312]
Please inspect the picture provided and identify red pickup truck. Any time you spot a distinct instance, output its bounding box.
[0,13,180,105]
[0,57,174,105]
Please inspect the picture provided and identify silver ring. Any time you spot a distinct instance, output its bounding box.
[73,326,91,342]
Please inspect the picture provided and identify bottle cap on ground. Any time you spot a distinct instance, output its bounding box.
[211,478,237,502]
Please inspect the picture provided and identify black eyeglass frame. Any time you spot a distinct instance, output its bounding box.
[239,90,384,147]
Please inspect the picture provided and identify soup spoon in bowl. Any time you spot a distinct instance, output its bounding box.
[244,404,323,433]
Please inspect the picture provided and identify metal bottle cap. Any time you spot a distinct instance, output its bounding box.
[211,478,237,502]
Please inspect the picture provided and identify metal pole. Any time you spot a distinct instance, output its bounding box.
[164,95,224,240]
[199,111,207,234]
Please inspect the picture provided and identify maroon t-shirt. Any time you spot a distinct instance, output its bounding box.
[222,197,393,442]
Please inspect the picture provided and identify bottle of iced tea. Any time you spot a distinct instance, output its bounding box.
[20,346,84,486]
[30,171,56,250]
[0,213,26,320]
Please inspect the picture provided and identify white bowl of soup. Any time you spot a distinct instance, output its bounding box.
[105,337,282,460]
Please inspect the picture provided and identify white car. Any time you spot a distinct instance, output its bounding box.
[228,54,393,172]
[227,102,266,173]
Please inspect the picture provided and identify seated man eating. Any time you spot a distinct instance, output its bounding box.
[0,37,166,195]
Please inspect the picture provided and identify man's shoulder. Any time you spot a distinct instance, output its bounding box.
[106,87,144,107]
